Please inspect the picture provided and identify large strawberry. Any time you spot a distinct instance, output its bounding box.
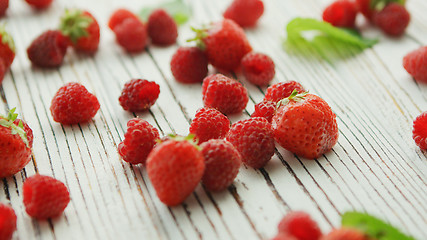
[0,108,33,178]
[0,25,15,71]
[272,90,338,159]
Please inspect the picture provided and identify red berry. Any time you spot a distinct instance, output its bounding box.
[373,3,410,37]
[200,139,241,191]
[403,46,427,84]
[241,52,275,86]
[355,0,375,21]
[278,211,323,240]
[113,18,147,53]
[251,101,276,123]
[108,8,140,30]
[146,138,205,206]
[0,0,8,17]
[189,107,230,144]
[119,79,160,112]
[0,25,14,69]
[0,203,16,240]
[147,9,178,46]
[413,111,427,150]
[264,81,306,103]
[170,46,208,84]
[320,227,367,240]
[24,0,52,9]
[0,59,5,85]
[272,232,299,240]
[23,174,70,219]
[27,30,68,68]
[226,117,275,169]
[118,118,159,164]
[50,82,100,124]
[322,0,357,28]
[223,0,264,28]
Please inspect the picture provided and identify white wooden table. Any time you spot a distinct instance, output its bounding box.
[1,0,426,239]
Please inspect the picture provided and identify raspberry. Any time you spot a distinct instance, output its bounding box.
[321,227,367,240]
[223,0,264,27]
[50,82,100,124]
[119,79,160,112]
[241,52,275,86]
[264,81,306,103]
[373,3,410,37]
[27,30,69,68]
[170,46,209,84]
[147,9,178,46]
[322,0,357,28]
[23,174,70,219]
[202,74,249,115]
[278,211,323,240]
[251,101,276,123]
[200,139,241,191]
[189,107,230,144]
[24,0,52,9]
[226,117,275,169]
[272,232,299,240]
[403,46,427,84]
[108,9,140,30]
[0,203,16,240]
[113,18,147,53]
[118,118,160,164]
[412,111,427,150]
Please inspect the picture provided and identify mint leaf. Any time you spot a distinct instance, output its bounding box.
[139,0,191,25]
[342,212,416,240]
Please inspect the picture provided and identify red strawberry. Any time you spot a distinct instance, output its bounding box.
[226,117,275,169]
[0,59,5,84]
[373,3,410,37]
[59,9,100,54]
[322,0,357,28]
[251,101,276,123]
[264,81,306,103]
[23,174,70,219]
[278,211,323,240]
[146,136,205,206]
[24,0,53,9]
[0,0,8,17]
[192,19,252,71]
[273,90,338,159]
[0,203,16,240]
[0,25,15,69]
[403,46,427,84]
[50,82,100,124]
[147,9,178,46]
[112,17,147,53]
[412,111,427,150]
[118,118,159,164]
[202,74,249,114]
[200,139,241,191]
[356,0,375,21]
[0,108,33,178]
[189,107,230,144]
[241,52,275,86]
[320,228,367,240]
[170,46,208,84]
[108,8,140,30]
[119,79,160,112]
[223,0,264,28]
[27,30,69,68]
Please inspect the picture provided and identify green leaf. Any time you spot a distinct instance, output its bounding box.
[139,0,191,25]
[342,211,416,240]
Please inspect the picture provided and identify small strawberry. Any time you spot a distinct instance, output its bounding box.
[108,8,140,30]
[170,46,208,84]
[189,107,230,144]
[322,0,357,28]
[0,25,15,69]
[223,0,264,28]
[321,228,368,240]
[146,136,205,206]
[412,111,427,150]
[0,108,33,178]
[278,211,323,240]
[147,9,178,46]
[0,0,9,17]
[112,17,147,53]
[273,90,338,159]
[202,74,249,115]
[191,19,252,71]
[241,52,275,86]
[119,79,160,112]
[0,203,16,240]
[27,30,69,68]
[403,46,427,84]
[118,118,159,164]
[264,81,306,103]
[226,117,275,169]
[373,3,410,37]
[24,0,53,9]
[251,101,276,123]
[59,9,100,54]
[50,82,100,124]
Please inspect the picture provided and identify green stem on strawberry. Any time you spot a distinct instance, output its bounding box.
[0,108,28,147]
[370,0,405,11]
[0,24,15,53]
[59,9,93,43]
[159,134,201,150]
[276,89,308,109]
[187,27,208,50]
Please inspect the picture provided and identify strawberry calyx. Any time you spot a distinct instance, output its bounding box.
[0,24,16,53]
[369,0,405,11]
[59,9,93,43]
[157,134,201,150]
[276,89,308,109]
[0,108,29,147]
[187,26,208,50]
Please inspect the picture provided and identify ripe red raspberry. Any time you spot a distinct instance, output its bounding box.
[113,18,147,53]
[170,46,209,84]
[322,0,357,28]
[223,0,264,28]
[373,3,410,37]
[118,118,159,164]
[108,9,140,30]
[119,79,160,112]
[320,227,367,240]
[189,107,230,144]
[24,0,53,9]
[264,81,306,103]
[0,0,9,16]
[251,101,276,123]
[278,211,323,240]
[413,111,427,150]
[0,203,16,240]
[272,232,298,240]
[226,117,275,169]
[23,174,70,219]
[403,46,427,84]
[241,52,275,86]
[202,74,249,115]
[147,9,178,46]
[27,30,69,68]
[50,82,100,124]
[200,139,241,191]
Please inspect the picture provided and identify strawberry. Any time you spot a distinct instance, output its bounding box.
[241,52,275,86]
[189,107,230,144]
[146,136,205,206]
[223,0,264,28]
[24,0,53,9]
[0,0,8,17]
[356,0,375,21]
[322,0,358,28]
[147,9,178,46]
[412,111,427,150]
[119,79,160,112]
[170,46,209,84]
[373,3,410,37]
[0,25,15,70]
[264,81,306,103]
[108,8,140,30]
[0,203,16,240]
[278,211,323,240]
[0,108,33,178]
[112,17,147,53]
[59,9,100,54]
[0,59,5,84]
[273,90,338,159]
[26,30,69,68]
[251,101,276,123]
[321,228,368,240]
[403,46,427,84]
[191,19,252,71]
